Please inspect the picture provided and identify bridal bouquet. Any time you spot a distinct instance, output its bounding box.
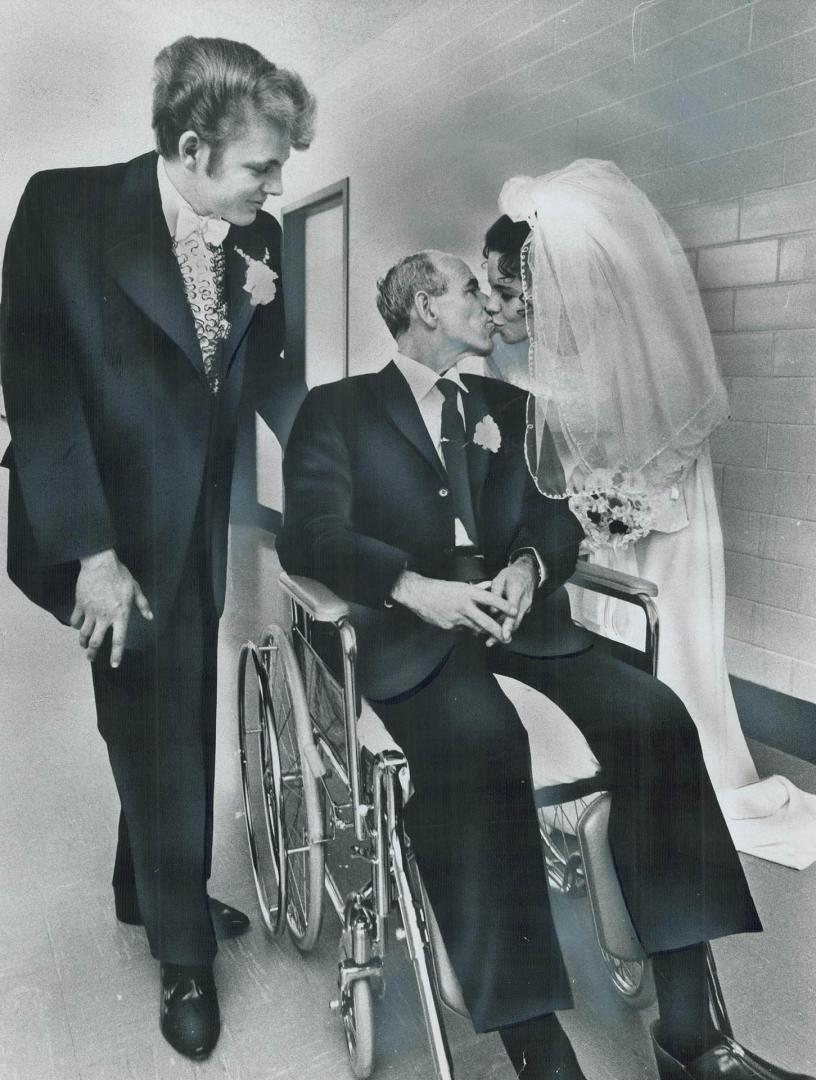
[568,469,654,551]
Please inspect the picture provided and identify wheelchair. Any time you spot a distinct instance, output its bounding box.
[237,561,731,1079]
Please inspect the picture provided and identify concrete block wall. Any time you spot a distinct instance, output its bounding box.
[657,165,815,699]
[576,4,816,704]
[278,0,816,705]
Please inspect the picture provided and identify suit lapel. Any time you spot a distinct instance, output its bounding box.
[377,362,446,481]
[103,152,206,384]
[222,222,268,374]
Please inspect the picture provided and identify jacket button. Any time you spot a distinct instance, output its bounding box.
[438,487,449,497]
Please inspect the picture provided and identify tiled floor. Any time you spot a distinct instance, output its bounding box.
[1,492,814,1079]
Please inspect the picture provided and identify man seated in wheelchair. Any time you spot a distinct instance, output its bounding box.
[277,251,810,1080]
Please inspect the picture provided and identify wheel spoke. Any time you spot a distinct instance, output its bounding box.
[599,946,652,1002]
[287,844,308,917]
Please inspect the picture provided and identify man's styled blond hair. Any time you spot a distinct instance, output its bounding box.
[152,36,316,168]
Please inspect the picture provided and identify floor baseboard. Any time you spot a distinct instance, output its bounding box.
[731,676,816,765]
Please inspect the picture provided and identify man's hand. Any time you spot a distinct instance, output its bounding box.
[486,556,539,646]
[390,570,518,643]
[70,549,153,667]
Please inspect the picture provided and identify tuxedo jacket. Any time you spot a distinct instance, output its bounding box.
[277,362,591,699]
[1,151,304,647]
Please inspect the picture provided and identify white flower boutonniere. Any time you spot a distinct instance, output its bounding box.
[235,246,279,306]
[472,414,501,453]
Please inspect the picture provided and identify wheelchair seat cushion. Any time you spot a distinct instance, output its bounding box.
[357,697,403,757]
[495,675,600,789]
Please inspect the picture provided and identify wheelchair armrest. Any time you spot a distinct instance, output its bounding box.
[570,560,658,601]
[279,572,350,624]
[569,560,660,675]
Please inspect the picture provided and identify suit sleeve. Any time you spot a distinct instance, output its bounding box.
[277,385,413,608]
[507,415,584,595]
[244,213,306,452]
[1,174,116,565]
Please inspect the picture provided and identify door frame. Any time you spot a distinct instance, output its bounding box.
[282,177,350,384]
[236,178,350,534]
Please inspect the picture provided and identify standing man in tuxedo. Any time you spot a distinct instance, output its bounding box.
[278,251,810,1080]
[1,36,314,1059]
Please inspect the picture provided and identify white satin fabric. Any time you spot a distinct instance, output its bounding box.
[571,444,816,869]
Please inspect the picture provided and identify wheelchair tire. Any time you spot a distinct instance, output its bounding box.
[238,640,286,937]
[599,950,656,1009]
[342,978,375,1080]
[258,625,326,953]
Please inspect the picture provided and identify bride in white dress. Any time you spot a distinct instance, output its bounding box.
[484,159,816,868]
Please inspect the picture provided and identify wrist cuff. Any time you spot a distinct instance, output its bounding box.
[509,546,546,589]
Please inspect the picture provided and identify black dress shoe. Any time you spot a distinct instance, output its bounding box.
[651,1021,814,1079]
[160,962,220,1060]
[116,894,250,940]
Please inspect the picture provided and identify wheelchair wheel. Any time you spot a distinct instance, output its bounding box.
[338,895,378,1080]
[599,950,656,1009]
[238,640,286,936]
[539,797,598,896]
[341,978,375,1080]
[258,625,325,952]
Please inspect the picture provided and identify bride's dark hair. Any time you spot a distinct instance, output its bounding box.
[483,215,531,280]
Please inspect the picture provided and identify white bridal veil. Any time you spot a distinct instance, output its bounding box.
[497,159,729,504]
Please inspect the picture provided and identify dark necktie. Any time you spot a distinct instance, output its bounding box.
[437,378,479,545]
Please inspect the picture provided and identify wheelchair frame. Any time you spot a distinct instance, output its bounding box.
[236,562,731,1079]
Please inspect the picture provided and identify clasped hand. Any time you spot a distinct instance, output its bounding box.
[486,557,538,645]
[70,549,153,667]
[390,557,537,646]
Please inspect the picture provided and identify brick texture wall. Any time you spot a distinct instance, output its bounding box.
[279,0,816,704]
[637,4,816,706]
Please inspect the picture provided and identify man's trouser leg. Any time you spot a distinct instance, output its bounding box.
[374,639,573,1033]
[490,645,762,953]
[92,542,219,966]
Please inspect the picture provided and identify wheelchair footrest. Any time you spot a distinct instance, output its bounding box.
[576,793,646,962]
[406,853,470,1019]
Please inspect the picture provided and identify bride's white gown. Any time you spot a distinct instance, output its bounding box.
[571,442,816,869]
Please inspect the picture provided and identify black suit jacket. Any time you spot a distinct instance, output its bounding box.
[1,151,304,647]
[278,362,590,699]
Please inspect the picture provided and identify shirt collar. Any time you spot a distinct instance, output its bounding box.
[394,352,469,404]
[157,157,233,246]
[157,156,192,238]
